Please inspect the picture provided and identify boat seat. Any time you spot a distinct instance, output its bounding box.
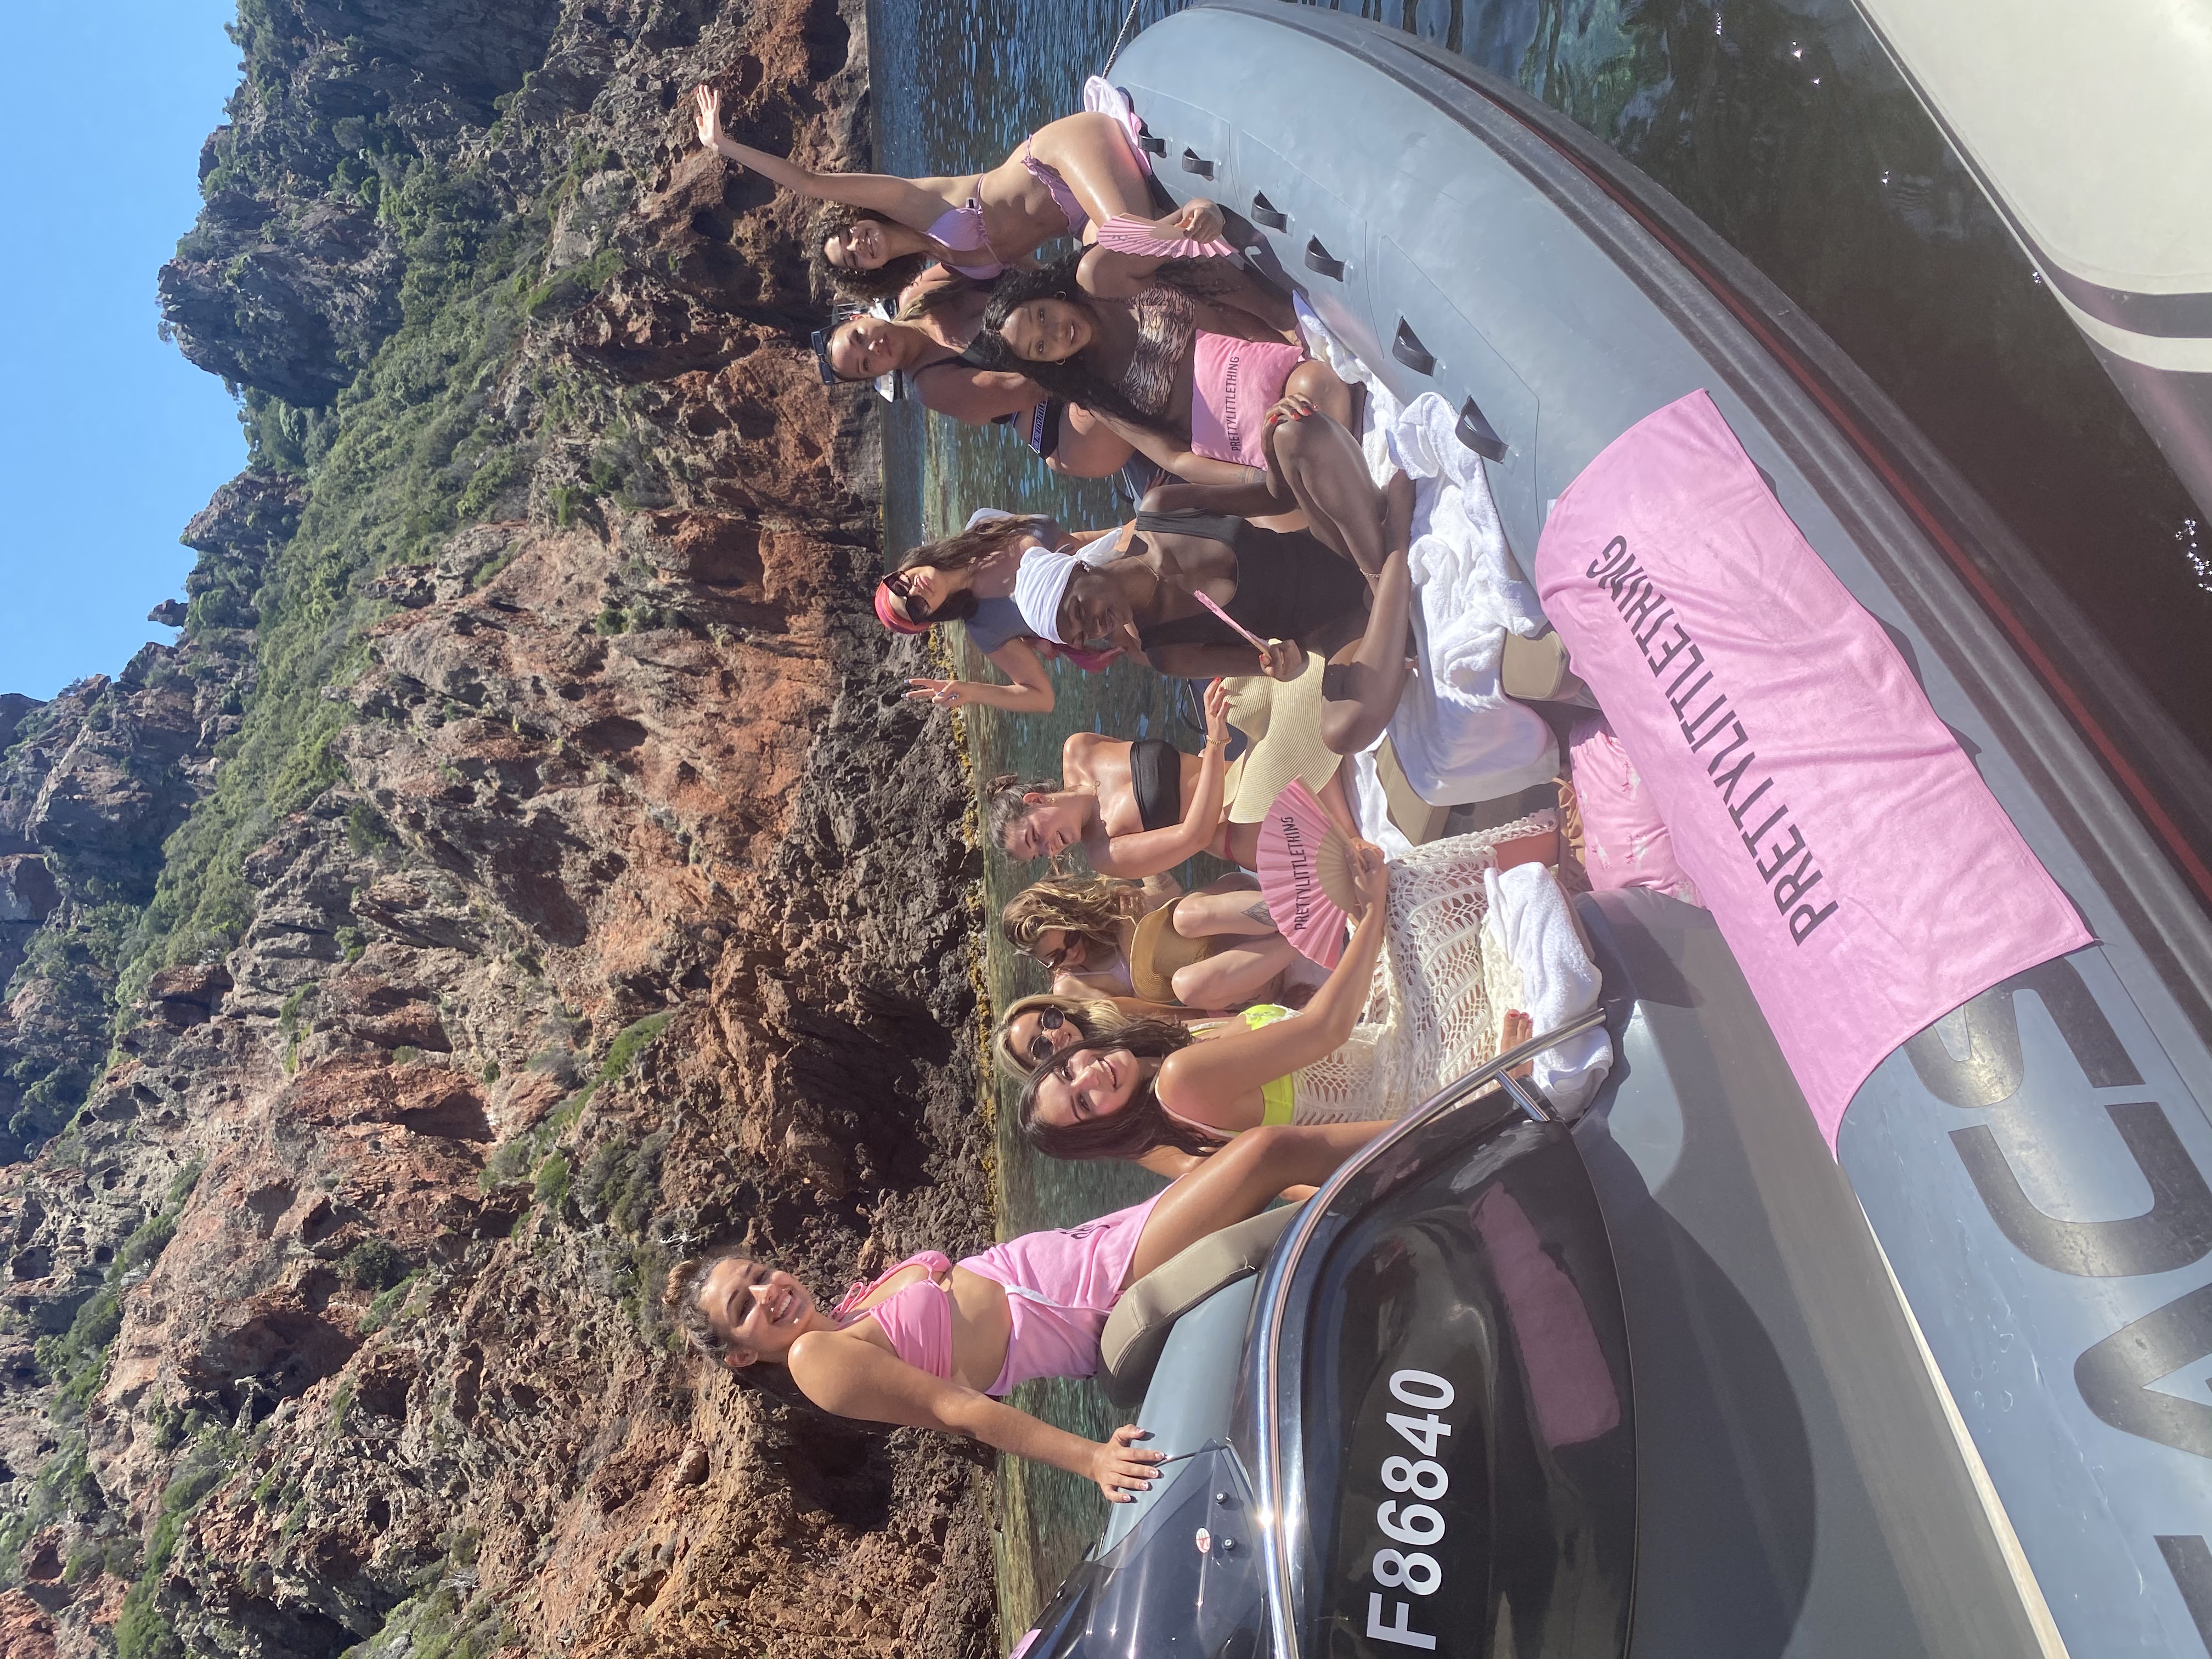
[1097,1204,1301,1407]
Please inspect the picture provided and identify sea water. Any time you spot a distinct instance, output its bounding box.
[867,0,2209,1640]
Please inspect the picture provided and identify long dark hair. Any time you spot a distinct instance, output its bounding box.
[975,252,1252,437]
[809,201,933,303]
[1017,1025,1227,1162]
[890,512,1057,625]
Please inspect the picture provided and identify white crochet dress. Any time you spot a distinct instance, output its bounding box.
[1286,812,1554,1125]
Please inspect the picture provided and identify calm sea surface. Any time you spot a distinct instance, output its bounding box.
[868,0,2210,1639]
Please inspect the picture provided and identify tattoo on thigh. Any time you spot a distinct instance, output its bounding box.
[1244,899,1274,927]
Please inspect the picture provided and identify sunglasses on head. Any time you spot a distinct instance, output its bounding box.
[810,326,841,386]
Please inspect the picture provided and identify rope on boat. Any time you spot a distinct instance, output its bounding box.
[1102,0,1146,75]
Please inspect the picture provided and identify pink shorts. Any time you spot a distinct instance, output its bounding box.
[959,1192,1164,1395]
[1192,333,1303,469]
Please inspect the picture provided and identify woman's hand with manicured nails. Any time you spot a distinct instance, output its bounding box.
[1203,676,1233,748]
[1091,1423,1168,1503]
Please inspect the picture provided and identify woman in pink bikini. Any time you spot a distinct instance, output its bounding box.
[692,85,1223,302]
[662,1120,1389,1502]
[813,274,1139,479]
[978,247,1359,492]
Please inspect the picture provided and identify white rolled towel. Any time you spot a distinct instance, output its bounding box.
[1482,864,1612,1118]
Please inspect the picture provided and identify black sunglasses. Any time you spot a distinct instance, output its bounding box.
[1024,1007,1070,1065]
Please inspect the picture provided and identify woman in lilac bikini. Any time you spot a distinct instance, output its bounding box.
[662,1119,1386,1502]
[693,85,1222,301]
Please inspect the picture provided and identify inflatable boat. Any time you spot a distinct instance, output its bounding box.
[1014,5,2212,1656]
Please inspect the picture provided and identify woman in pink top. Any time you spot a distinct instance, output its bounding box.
[662,1120,1387,1503]
[692,85,1223,303]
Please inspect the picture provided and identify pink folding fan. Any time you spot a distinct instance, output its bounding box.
[1257,780,1361,968]
[1094,214,1238,262]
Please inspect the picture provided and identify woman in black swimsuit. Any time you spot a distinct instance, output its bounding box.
[1023,398,1421,757]
[985,680,1254,879]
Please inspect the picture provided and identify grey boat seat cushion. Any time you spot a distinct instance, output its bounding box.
[1098,1204,1302,1407]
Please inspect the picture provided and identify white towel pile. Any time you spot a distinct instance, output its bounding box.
[1295,299,1558,823]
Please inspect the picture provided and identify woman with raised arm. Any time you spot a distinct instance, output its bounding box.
[872,509,1124,716]
[693,85,1221,298]
[1017,829,1551,1164]
[982,676,1353,884]
[662,1118,1392,1503]
[975,247,1359,492]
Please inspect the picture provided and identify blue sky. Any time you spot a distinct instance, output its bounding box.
[0,2,246,702]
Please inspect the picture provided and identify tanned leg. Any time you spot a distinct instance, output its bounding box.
[1319,473,1419,755]
[1046,404,1138,478]
[1172,879,1273,938]
[1173,935,1299,1009]
[1122,1120,1393,1284]
[1026,112,1158,232]
[1268,411,1387,574]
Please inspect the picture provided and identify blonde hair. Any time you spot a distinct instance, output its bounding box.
[1000,876,1145,965]
[991,993,1133,1081]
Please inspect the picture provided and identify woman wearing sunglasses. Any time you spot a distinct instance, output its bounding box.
[1001,873,1327,1013]
[873,510,1124,715]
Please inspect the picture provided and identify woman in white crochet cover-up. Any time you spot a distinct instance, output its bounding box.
[1011,812,1555,1168]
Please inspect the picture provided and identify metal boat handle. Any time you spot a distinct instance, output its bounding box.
[1456,396,1508,462]
[1246,1005,1612,1659]
[1392,319,1435,376]
[1250,192,1287,230]
[1302,237,1345,280]
[1137,131,1166,156]
[1181,147,1215,179]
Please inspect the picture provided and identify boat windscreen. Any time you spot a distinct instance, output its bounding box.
[1020,1443,1267,1659]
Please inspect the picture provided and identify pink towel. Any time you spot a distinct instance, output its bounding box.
[1533,391,2090,1147]
[1567,713,1699,905]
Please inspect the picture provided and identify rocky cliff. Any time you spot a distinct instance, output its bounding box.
[0,3,996,1656]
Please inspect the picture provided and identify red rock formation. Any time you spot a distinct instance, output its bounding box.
[0,2,997,1656]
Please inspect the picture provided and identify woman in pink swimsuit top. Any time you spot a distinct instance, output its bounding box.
[664,1119,1391,1502]
[982,247,1362,492]
[692,83,1226,303]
